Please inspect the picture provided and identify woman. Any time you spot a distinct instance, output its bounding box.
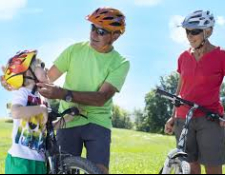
[165,10,225,174]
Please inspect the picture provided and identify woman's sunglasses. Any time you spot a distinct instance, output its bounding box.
[91,24,110,36]
[186,29,203,36]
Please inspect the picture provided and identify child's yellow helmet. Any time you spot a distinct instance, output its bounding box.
[4,50,37,89]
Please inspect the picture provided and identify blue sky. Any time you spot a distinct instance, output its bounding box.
[0,0,225,117]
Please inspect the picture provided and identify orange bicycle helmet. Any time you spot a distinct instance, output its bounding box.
[4,50,37,89]
[86,7,126,34]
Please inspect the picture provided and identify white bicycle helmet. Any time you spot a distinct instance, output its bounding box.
[182,10,215,29]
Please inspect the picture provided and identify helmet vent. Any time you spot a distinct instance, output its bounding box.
[204,20,210,25]
[100,11,108,14]
[95,8,100,14]
[210,16,214,20]
[110,22,121,26]
[189,21,199,25]
[103,17,114,20]
[191,14,202,19]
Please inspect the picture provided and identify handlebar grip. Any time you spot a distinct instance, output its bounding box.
[156,88,177,99]
[156,88,170,96]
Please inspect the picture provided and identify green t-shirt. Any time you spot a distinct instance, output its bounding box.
[54,42,130,129]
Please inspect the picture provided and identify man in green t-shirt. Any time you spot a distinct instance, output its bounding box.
[37,7,130,174]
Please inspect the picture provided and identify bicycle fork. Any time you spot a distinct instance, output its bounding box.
[161,105,199,174]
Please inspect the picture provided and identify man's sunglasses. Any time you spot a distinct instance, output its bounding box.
[186,29,203,36]
[91,24,110,36]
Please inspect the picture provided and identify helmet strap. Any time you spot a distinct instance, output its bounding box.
[24,67,39,94]
[194,30,207,50]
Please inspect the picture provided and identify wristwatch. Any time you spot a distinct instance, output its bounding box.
[64,90,73,103]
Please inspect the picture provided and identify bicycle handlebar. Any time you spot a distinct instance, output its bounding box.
[156,89,194,107]
[48,107,87,122]
[156,88,225,122]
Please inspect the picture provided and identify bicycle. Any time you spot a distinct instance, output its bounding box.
[156,89,225,174]
[44,107,103,174]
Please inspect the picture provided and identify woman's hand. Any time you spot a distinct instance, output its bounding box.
[165,117,175,135]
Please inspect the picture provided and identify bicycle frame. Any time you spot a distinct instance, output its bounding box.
[161,105,198,174]
[177,104,198,151]
[156,88,225,174]
[46,117,60,174]
[44,108,87,174]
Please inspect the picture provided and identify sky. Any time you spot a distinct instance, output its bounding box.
[0,0,225,117]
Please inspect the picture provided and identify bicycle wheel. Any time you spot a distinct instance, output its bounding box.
[62,156,103,174]
[160,160,190,174]
[174,160,190,174]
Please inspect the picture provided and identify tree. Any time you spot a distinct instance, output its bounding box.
[112,105,133,129]
[48,100,133,129]
[134,109,145,131]
[142,72,179,133]
[220,83,225,108]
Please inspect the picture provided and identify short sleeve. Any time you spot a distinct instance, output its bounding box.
[12,88,29,106]
[220,49,225,76]
[177,55,183,74]
[54,45,74,73]
[105,60,130,92]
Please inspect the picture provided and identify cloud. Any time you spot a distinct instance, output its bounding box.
[216,16,225,26]
[22,8,43,15]
[169,15,188,45]
[134,0,162,6]
[0,0,27,20]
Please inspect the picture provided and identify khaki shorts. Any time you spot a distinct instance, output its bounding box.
[174,117,225,166]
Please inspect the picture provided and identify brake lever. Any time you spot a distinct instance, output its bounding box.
[173,99,184,107]
[48,109,61,121]
[206,112,221,122]
[61,107,88,119]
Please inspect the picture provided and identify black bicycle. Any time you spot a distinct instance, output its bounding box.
[44,107,103,174]
[156,89,225,174]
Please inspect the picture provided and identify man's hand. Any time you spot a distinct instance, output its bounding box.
[37,83,65,100]
[1,66,16,91]
[165,117,175,135]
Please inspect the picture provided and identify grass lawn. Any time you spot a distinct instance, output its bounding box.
[0,120,224,174]
[0,120,12,174]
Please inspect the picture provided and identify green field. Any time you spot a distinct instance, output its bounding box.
[0,119,175,174]
[0,120,12,174]
[0,120,224,174]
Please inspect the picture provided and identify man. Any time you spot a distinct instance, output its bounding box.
[36,7,129,174]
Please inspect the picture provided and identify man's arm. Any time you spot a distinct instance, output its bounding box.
[37,82,117,107]
[48,65,63,83]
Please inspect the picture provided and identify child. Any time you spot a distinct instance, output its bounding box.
[3,50,74,174]
[3,50,50,174]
